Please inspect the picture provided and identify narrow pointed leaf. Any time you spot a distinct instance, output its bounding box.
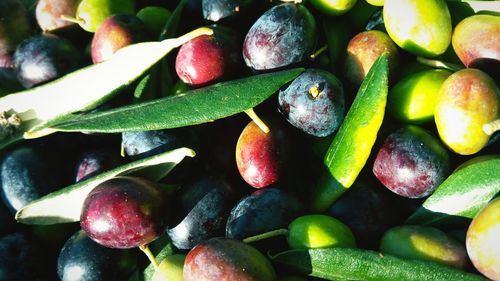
[271,248,486,281]
[15,147,195,225]
[0,27,213,149]
[45,69,303,133]
[406,156,500,226]
[309,54,389,212]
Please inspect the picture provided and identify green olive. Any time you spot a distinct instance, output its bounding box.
[287,214,356,250]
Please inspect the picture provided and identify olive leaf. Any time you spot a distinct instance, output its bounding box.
[43,68,303,133]
[406,156,500,227]
[0,27,213,149]
[309,54,388,212]
[15,147,195,225]
[271,248,486,281]
[447,0,500,14]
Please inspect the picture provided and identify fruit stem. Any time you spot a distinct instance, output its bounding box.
[167,27,214,49]
[244,108,270,134]
[416,57,463,72]
[139,244,159,271]
[242,228,289,244]
[310,45,328,59]
[483,119,500,136]
[60,15,85,25]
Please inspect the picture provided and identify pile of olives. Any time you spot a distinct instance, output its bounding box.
[1,0,499,280]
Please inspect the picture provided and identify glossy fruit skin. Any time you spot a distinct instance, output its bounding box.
[91,14,147,63]
[226,188,303,240]
[175,28,240,86]
[74,149,123,182]
[13,34,81,88]
[0,0,32,65]
[75,0,135,32]
[435,68,500,155]
[152,254,185,281]
[243,3,316,70]
[35,0,80,32]
[287,214,356,250]
[372,126,450,198]
[366,0,384,6]
[80,176,167,249]
[327,181,405,249]
[183,237,277,281]
[0,146,61,212]
[167,176,236,250]
[121,129,196,159]
[466,197,500,280]
[388,69,451,124]
[310,0,357,16]
[452,15,500,67]
[202,0,252,22]
[380,225,468,269]
[235,120,290,188]
[57,230,137,281]
[278,69,345,137]
[383,0,451,57]
[344,30,399,87]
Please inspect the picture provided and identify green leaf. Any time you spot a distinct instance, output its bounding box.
[309,54,388,212]
[271,248,486,281]
[406,156,500,227]
[159,0,188,40]
[15,147,195,225]
[447,0,500,14]
[0,27,213,149]
[45,68,303,133]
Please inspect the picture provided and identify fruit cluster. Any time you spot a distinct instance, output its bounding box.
[0,0,499,280]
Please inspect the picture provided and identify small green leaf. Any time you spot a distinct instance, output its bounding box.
[406,156,500,227]
[15,147,195,225]
[46,69,303,133]
[271,248,486,281]
[0,27,213,149]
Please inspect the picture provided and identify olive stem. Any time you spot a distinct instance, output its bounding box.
[242,228,289,244]
[244,108,270,134]
[60,15,85,25]
[310,45,328,59]
[139,244,159,271]
[416,57,463,72]
[483,119,500,136]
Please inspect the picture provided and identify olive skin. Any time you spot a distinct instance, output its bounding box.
[243,3,316,70]
[235,120,290,188]
[434,68,500,155]
[388,69,451,124]
[57,230,137,281]
[167,176,237,250]
[91,14,147,63]
[226,188,303,240]
[452,15,500,68]
[278,68,345,137]
[287,214,356,250]
[36,0,80,32]
[344,30,399,88]
[372,126,450,198]
[381,225,469,269]
[466,197,500,280]
[80,176,168,249]
[383,0,451,57]
[13,34,81,88]
[183,237,277,281]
